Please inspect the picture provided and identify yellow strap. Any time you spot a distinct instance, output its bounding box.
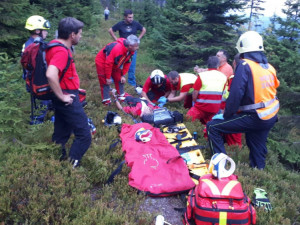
[219,212,227,225]
[202,179,239,196]
[221,180,239,196]
[202,179,220,195]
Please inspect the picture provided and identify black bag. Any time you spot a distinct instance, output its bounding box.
[142,107,183,127]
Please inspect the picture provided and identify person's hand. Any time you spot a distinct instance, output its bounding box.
[158,96,168,104]
[106,78,112,85]
[120,76,126,84]
[212,114,224,120]
[62,94,75,106]
[253,188,272,212]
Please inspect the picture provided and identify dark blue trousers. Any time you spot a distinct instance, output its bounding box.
[207,113,277,169]
[52,90,91,161]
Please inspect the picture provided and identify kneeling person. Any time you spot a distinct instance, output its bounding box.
[141,69,171,105]
[158,71,197,109]
[187,56,227,125]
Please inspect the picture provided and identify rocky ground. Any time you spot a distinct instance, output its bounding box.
[139,195,186,225]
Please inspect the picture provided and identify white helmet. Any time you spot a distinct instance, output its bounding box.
[208,153,236,179]
[236,31,264,53]
[150,69,165,85]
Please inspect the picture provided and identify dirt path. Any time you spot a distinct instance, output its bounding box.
[139,195,186,225]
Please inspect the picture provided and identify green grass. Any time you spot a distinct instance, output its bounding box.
[0,16,300,225]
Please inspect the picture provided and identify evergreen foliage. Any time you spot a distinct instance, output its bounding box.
[0,0,101,57]
[147,0,247,71]
[0,0,300,224]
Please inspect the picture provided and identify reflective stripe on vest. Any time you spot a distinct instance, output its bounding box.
[201,179,239,196]
[179,73,197,93]
[196,70,227,105]
[240,59,280,120]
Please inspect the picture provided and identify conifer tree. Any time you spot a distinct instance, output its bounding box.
[264,0,300,87]
[148,0,247,71]
[0,0,30,57]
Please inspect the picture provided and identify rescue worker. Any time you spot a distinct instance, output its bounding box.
[95,34,140,105]
[158,71,197,109]
[22,15,51,125]
[141,69,171,105]
[187,56,227,125]
[216,49,233,78]
[194,49,233,79]
[22,15,50,53]
[207,31,280,169]
[46,17,91,168]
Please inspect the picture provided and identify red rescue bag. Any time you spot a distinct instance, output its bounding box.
[184,174,256,225]
[120,123,195,196]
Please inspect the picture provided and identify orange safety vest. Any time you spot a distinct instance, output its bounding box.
[239,59,280,120]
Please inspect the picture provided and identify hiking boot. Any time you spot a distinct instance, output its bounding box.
[102,98,111,105]
[69,158,80,169]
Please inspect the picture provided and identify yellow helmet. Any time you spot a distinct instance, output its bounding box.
[236,31,264,53]
[25,15,50,31]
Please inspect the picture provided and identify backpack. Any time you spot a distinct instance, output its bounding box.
[184,174,256,225]
[21,37,72,100]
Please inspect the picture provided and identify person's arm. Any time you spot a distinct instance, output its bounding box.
[192,90,198,103]
[138,27,146,40]
[108,28,118,41]
[46,65,74,105]
[192,76,201,103]
[141,91,152,103]
[168,90,176,98]
[224,61,249,118]
[164,91,171,98]
[168,92,188,102]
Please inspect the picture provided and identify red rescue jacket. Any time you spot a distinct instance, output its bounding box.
[95,38,134,79]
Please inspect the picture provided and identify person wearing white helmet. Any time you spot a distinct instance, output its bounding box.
[207,31,280,170]
[141,69,171,105]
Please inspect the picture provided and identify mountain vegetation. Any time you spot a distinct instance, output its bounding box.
[0,0,299,224]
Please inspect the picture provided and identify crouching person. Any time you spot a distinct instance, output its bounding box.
[95,35,140,105]
[46,17,91,168]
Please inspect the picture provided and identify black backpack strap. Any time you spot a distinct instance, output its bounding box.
[46,43,72,83]
[106,160,126,184]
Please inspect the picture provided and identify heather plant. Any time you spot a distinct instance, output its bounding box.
[0,3,300,225]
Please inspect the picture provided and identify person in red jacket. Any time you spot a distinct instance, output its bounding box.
[95,34,140,105]
[187,56,227,125]
[141,69,171,105]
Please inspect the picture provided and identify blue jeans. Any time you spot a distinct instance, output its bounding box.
[52,90,91,161]
[128,51,137,86]
[207,113,277,169]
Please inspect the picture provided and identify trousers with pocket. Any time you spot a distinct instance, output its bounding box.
[52,90,91,160]
[207,113,277,169]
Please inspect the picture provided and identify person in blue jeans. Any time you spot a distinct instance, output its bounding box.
[108,9,146,86]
